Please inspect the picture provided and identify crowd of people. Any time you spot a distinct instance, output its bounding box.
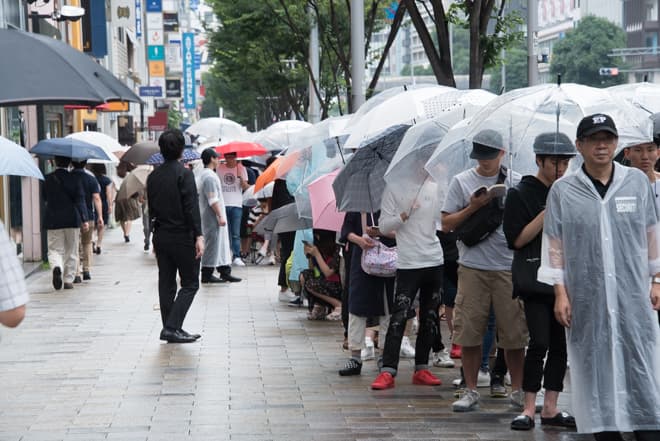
[2,112,660,440]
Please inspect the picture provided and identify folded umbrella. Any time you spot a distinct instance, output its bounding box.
[66,131,122,164]
[254,203,312,235]
[308,169,345,232]
[121,141,160,165]
[215,141,268,160]
[0,136,43,180]
[116,168,151,201]
[332,124,410,213]
[31,137,114,162]
[146,148,200,165]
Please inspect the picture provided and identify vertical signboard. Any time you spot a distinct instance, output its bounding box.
[135,0,142,37]
[182,32,196,109]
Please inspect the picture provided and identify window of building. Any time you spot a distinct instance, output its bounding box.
[646,32,658,49]
[647,0,658,21]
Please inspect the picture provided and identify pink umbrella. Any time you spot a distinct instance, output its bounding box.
[308,169,346,232]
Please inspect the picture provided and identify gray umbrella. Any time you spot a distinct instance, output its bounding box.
[121,142,160,165]
[0,29,141,106]
[332,124,410,213]
[254,203,312,235]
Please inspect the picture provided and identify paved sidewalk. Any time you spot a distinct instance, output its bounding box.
[0,225,594,441]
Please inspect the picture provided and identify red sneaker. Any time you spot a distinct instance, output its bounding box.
[371,372,395,390]
[450,343,462,359]
[412,369,442,386]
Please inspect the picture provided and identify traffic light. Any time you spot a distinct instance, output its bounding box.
[599,67,619,76]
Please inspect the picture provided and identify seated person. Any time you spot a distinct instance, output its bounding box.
[300,229,342,321]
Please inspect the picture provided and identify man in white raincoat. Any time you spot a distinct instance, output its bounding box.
[538,114,660,441]
[197,149,241,284]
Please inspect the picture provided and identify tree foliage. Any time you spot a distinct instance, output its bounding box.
[488,39,528,93]
[550,15,626,87]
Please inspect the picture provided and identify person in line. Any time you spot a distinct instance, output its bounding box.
[71,160,102,283]
[216,152,249,266]
[89,164,114,255]
[272,177,297,302]
[116,160,137,243]
[370,179,445,390]
[441,130,527,411]
[44,156,89,290]
[504,132,577,431]
[301,230,342,320]
[147,129,204,344]
[197,148,241,284]
[539,114,660,441]
[0,221,28,328]
[338,212,395,376]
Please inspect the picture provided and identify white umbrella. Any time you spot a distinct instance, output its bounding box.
[607,82,660,114]
[251,120,312,151]
[185,117,250,144]
[288,115,351,153]
[66,131,122,164]
[0,136,43,180]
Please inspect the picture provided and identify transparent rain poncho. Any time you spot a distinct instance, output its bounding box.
[538,163,660,433]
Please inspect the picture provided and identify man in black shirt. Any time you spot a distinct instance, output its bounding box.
[147,129,204,343]
[503,132,576,431]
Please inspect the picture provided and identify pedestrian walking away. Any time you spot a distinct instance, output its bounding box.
[539,114,660,440]
[71,160,103,283]
[503,132,577,431]
[147,129,204,344]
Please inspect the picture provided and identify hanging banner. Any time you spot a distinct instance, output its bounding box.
[182,32,196,109]
[135,0,142,37]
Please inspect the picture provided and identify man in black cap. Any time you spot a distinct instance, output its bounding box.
[442,129,528,412]
[147,129,203,343]
[504,132,577,431]
[539,114,660,440]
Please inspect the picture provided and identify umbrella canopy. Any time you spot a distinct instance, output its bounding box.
[254,157,281,192]
[116,168,151,201]
[185,117,249,143]
[0,29,141,106]
[121,141,160,165]
[215,141,268,159]
[332,124,410,213]
[146,148,200,165]
[343,84,462,149]
[31,137,114,161]
[288,116,351,153]
[66,131,122,164]
[607,82,660,114]
[254,203,312,235]
[0,136,43,180]
[308,169,345,232]
[252,120,312,151]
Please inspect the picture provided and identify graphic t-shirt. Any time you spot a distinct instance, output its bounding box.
[216,163,248,207]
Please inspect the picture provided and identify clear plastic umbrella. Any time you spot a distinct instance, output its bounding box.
[607,82,660,114]
[185,117,250,144]
[66,131,122,164]
[251,120,312,151]
[288,115,351,153]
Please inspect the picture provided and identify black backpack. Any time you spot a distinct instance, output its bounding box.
[455,167,507,247]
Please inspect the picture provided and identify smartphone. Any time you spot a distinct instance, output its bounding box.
[302,240,311,246]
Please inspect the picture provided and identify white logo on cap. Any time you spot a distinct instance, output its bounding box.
[592,115,607,124]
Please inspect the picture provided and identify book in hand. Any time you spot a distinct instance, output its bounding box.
[473,183,507,198]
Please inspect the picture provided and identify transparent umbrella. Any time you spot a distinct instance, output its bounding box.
[185,117,249,144]
[66,131,122,164]
[288,116,351,153]
[252,120,312,151]
[607,82,660,114]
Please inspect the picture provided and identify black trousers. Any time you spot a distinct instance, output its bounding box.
[382,265,443,373]
[594,431,660,441]
[341,244,352,337]
[277,231,296,288]
[522,298,567,393]
[153,232,200,331]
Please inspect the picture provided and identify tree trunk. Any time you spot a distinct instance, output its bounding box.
[429,0,455,88]
[366,1,407,97]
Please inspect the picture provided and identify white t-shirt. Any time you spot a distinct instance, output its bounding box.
[655,179,660,216]
[442,167,521,271]
[216,163,248,208]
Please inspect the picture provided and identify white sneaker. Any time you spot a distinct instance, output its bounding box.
[510,389,524,410]
[452,389,480,412]
[268,255,276,265]
[361,337,375,361]
[432,349,455,368]
[400,336,415,358]
[477,368,490,388]
[278,289,297,302]
[232,257,246,267]
[504,372,512,386]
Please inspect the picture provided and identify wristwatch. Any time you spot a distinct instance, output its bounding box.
[653,276,660,284]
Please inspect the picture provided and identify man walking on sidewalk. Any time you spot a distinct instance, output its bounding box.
[71,160,102,283]
[147,129,204,344]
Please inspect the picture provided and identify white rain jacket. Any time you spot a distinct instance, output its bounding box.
[196,168,232,268]
[538,162,660,433]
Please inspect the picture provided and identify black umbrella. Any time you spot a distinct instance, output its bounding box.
[0,29,141,106]
[332,124,410,213]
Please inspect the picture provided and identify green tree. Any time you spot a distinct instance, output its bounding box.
[550,15,626,87]
[168,105,183,130]
[488,39,528,93]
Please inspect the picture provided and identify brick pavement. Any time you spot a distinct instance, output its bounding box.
[0,225,596,441]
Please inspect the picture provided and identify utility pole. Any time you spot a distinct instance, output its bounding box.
[350,0,365,111]
[527,0,538,86]
[308,5,321,123]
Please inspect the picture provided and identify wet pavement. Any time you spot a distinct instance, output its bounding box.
[0,225,595,441]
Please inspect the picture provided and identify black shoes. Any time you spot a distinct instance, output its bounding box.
[52,267,63,290]
[124,235,130,243]
[73,276,82,284]
[221,274,241,283]
[63,282,74,290]
[180,329,201,340]
[159,328,199,343]
[339,358,362,376]
[201,275,226,284]
[511,414,535,430]
[94,246,101,255]
[83,271,91,281]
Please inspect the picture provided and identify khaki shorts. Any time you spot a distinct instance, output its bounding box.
[452,265,528,349]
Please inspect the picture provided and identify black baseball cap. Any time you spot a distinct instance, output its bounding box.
[201,148,219,165]
[576,114,618,139]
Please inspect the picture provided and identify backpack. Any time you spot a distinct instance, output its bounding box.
[455,167,507,247]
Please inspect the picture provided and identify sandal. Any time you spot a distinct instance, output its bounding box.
[540,411,576,428]
[326,308,342,321]
[511,414,535,431]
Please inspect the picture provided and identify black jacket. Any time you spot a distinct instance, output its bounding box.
[43,168,87,229]
[503,175,554,300]
[147,160,202,239]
